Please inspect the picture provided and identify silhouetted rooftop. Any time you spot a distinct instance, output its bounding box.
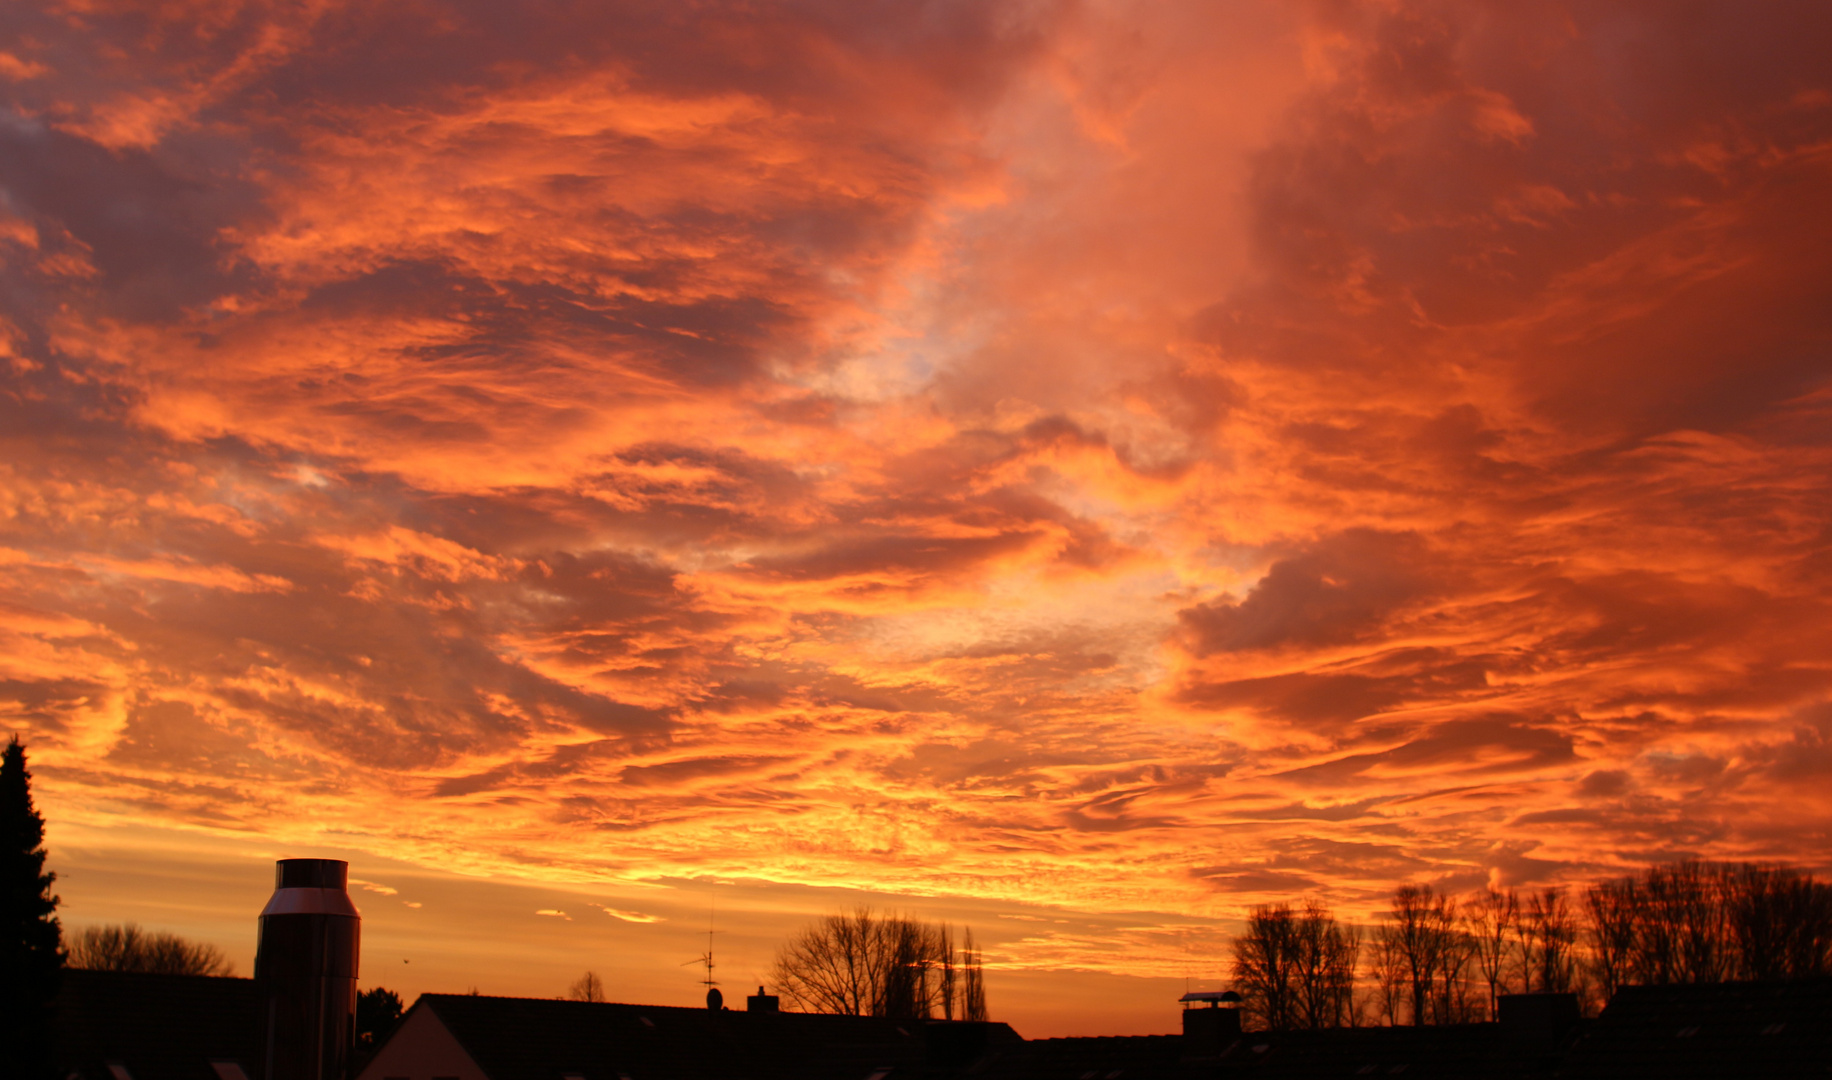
[963,1021,1578,1080]
[53,968,263,1080]
[1560,977,1832,1079]
[361,993,1023,1080]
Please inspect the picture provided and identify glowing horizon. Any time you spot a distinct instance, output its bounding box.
[4,0,1831,1036]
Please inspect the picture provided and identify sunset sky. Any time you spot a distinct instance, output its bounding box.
[4,0,1831,1037]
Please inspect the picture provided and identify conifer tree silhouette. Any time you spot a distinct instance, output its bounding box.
[2,736,63,1079]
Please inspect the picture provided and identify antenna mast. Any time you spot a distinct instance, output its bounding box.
[683,891,721,1007]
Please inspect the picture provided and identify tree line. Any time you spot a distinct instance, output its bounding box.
[770,907,988,1021]
[1231,860,1832,1030]
[64,922,234,976]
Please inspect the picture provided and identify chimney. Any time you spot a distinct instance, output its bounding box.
[747,986,780,1013]
[1179,991,1242,1059]
[256,859,360,1080]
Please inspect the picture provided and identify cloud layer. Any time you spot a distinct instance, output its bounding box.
[5,0,1831,977]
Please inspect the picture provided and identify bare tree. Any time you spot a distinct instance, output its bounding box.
[1296,900,1361,1030]
[1673,862,1731,983]
[934,923,957,1020]
[66,923,232,976]
[1366,928,1406,1027]
[1727,864,1793,982]
[1231,902,1301,1031]
[1522,888,1578,993]
[771,907,984,1020]
[1583,878,1638,1002]
[566,971,605,1002]
[1632,863,1687,985]
[879,916,933,1019]
[1727,863,1832,980]
[1233,899,1360,1031]
[1378,885,1462,1025]
[1331,931,1365,1027]
[1580,860,1832,991]
[772,908,885,1016]
[960,927,988,1022]
[1432,925,1478,1024]
[1465,887,1518,1020]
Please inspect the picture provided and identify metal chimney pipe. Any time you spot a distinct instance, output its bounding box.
[256,858,360,1080]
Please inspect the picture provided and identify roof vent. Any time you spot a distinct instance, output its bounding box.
[748,985,780,1013]
[1180,991,1242,1059]
[256,858,360,1080]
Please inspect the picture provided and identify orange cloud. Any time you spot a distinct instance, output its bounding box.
[3,0,1830,997]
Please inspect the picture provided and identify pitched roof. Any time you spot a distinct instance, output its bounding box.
[1559,977,1832,1080]
[1208,1022,1574,1079]
[961,1023,1577,1080]
[53,968,264,1080]
[400,994,1023,1080]
[964,1033,1190,1080]
[363,980,1832,1080]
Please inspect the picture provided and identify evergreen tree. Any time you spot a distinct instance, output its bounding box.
[357,986,405,1049]
[3,735,64,1079]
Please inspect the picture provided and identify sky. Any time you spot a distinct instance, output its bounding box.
[3,0,1831,1038]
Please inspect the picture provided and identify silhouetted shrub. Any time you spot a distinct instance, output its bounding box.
[66,922,232,976]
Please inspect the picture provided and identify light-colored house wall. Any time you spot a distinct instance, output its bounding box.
[355,1005,488,1080]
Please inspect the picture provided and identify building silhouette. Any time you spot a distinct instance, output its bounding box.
[47,859,1832,1079]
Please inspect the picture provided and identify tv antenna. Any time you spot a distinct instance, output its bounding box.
[682,893,720,1006]
[684,941,717,990]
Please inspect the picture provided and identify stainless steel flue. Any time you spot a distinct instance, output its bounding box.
[256,858,360,1080]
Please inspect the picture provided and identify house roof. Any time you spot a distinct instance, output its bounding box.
[964,1033,1191,1080]
[1208,1021,1575,1079]
[960,1023,1577,1080]
[397,993,1023,1080]
[1559,977,1832,1080]
[52,968,264,1080]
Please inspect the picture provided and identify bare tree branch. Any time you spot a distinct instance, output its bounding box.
[770,907,987,1020]
[66,923,232,976]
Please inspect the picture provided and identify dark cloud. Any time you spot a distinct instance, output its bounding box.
[1576,769,1630,798]
[0,114,261,320]
[1177,530,1446,655]
[1189,867,1318,894]
[617,754,796,788]
[1273,716,1577,788]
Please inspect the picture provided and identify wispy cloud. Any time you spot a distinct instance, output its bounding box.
[590,903,665,924]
